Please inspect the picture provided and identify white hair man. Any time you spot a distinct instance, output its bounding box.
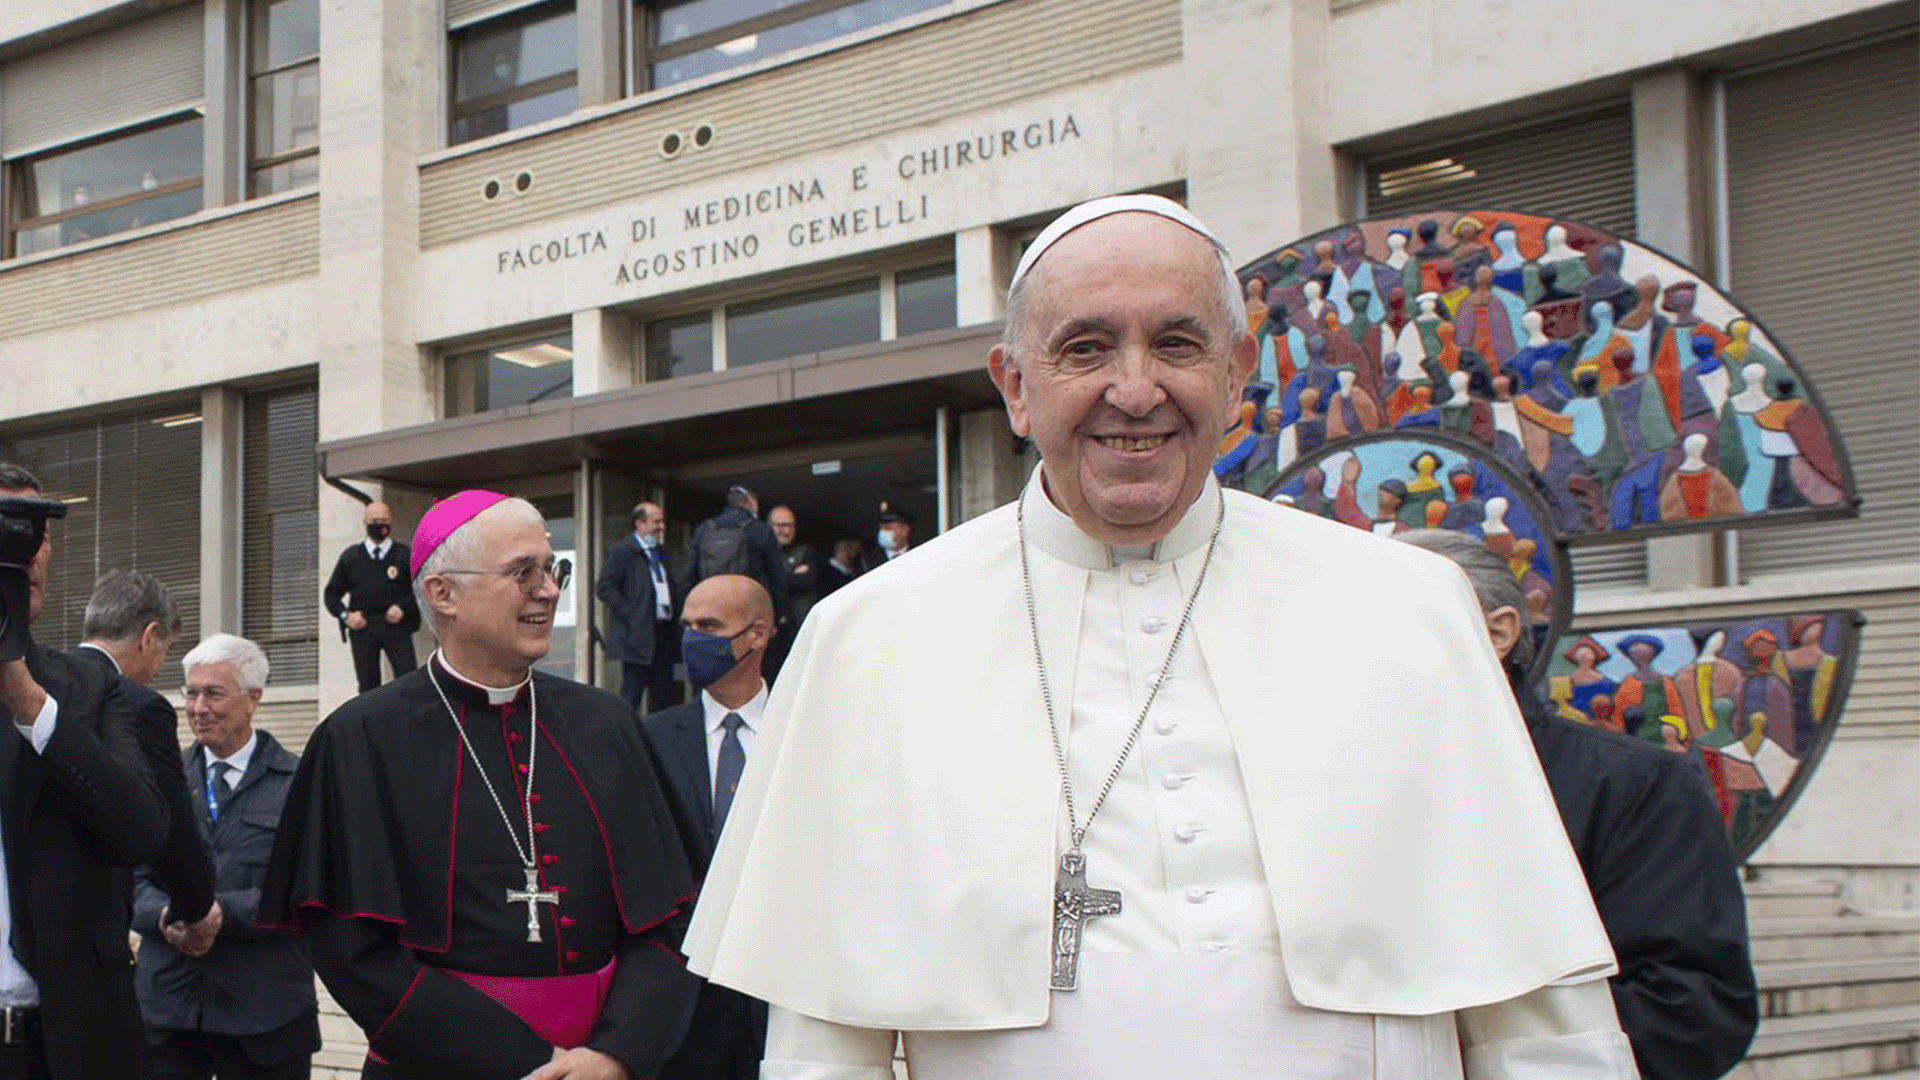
[683,196,1636,1078]
[261,491,697,1080]
[135,633,322,1079]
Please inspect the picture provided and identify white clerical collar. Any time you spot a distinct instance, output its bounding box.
[209,730,259,777]
[702,681,769,735]
[434,649,530,705]
[1020,464,1220,571]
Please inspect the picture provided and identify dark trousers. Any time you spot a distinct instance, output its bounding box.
[349,628,418,694]
[617,621,680,712]
[149,1028,311,1080]
[0,1043,50,1080]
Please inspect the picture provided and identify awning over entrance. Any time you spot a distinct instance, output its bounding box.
[318,324,1004,489]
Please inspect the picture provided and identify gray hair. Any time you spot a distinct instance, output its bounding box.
[0,462,42,492]
[181,633,270,692]
[1001,224,1247,366]
[412,497,546,635]
[1397,528,1535,676]
[82,570,183,643]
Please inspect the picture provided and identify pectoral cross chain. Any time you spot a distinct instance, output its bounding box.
[1051,852,1122,990]
[507,865,561,943]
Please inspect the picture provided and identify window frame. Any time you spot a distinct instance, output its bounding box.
[4,111,205,258]
[246,0,322,198]
[633,0,921,92]
[447,0,581,146]
[443,327,578,417]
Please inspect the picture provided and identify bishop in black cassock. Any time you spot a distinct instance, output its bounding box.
[261,491,699,1080]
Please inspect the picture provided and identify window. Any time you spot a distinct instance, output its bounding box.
[242,385,319,683]
[727,278,881,368]
[895,263,956,336]
[0,406,203,688]
[644,312,715,380]
[445,332,575,415]
[641,262,955,380]
[637,0,949,90]
[250,0,321,196]
[7,117,203,256]
[450,3,579,145]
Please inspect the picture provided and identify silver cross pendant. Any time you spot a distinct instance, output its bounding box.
[506,865,561,943]
[1051,851,1122,990]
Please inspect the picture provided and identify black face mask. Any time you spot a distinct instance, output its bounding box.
[366,523,392,542]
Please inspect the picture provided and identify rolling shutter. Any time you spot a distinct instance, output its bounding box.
[1363,104,1637,238]
[1722,34,1920,579]
[242,384,319,686]
[0,3,204,156]
[445,0,555,29]
[0,406,203,687]
[1364,102,1645,589]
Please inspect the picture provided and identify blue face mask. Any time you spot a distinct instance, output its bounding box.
[876,528,895,553]
[682,626,747,688]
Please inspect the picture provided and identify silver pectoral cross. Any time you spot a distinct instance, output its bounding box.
[1051,852,1122,990]
[507,865,561,943]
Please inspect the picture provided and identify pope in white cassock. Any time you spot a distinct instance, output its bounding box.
[683,195,1640,1079]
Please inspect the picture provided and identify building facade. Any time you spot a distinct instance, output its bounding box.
[0,0,1914,924]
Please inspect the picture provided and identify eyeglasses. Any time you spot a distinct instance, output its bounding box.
[439,556,572,596]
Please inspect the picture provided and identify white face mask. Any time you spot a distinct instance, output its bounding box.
[876,527,896,553]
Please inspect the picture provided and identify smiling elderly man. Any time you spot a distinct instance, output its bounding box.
[683,196,1637,1079]
[261,492,697,1080]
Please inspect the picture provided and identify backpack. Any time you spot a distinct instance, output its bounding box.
[697,520,752,578]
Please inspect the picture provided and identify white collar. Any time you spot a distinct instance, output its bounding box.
[208,730,259,777]
[435,649,530,706]
[702,682,769,735]
[366,538,391,558]
[1019,463,1220,571]
[78,641,123,674]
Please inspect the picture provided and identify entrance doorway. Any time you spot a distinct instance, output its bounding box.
[665,440,939,572]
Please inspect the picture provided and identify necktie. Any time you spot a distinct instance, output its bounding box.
[645,545,670,618]
[207,762,234,823]
[713,713,745,833]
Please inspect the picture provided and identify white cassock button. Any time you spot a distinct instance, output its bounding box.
[1161,773,1189,791]
[1202,939,1228,953]
[1145,671,1163,688]
[1140,616,1166,635]
[1185,886,1211,904]
[1129,569,1150,586]
[1153,719,1177,735]
[1173,825,1197,843]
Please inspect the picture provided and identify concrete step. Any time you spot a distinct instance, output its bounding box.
[1749,879,1851,919]
[1750,917,1920,963]
[1728,1003,1920,1080]
[1758,957,1920,1017]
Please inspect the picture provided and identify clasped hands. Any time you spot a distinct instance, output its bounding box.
[159,901,223,958]
[520,1047,631,1080]
[343,605,405,631]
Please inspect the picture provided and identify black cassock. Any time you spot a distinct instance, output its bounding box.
[260,658,700,1080]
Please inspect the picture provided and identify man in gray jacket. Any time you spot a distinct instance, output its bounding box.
[133,634,318,1080]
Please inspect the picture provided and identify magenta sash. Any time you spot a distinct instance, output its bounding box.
[447,960,616,1048]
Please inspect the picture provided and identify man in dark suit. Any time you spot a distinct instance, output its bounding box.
[0,462,171,1080]
[763,506,816,684]
[816,539,863,601]
[134,634,318,1080]
[321,501,419,694]
[70,571,220,959]
[683,487,788,630]
[596,501,679,710]
[642,575,774,1080]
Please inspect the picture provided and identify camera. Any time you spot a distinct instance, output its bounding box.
[0,495,67,662]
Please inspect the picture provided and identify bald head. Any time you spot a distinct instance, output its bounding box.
[364,500,394,544]
[684,574,774,631]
